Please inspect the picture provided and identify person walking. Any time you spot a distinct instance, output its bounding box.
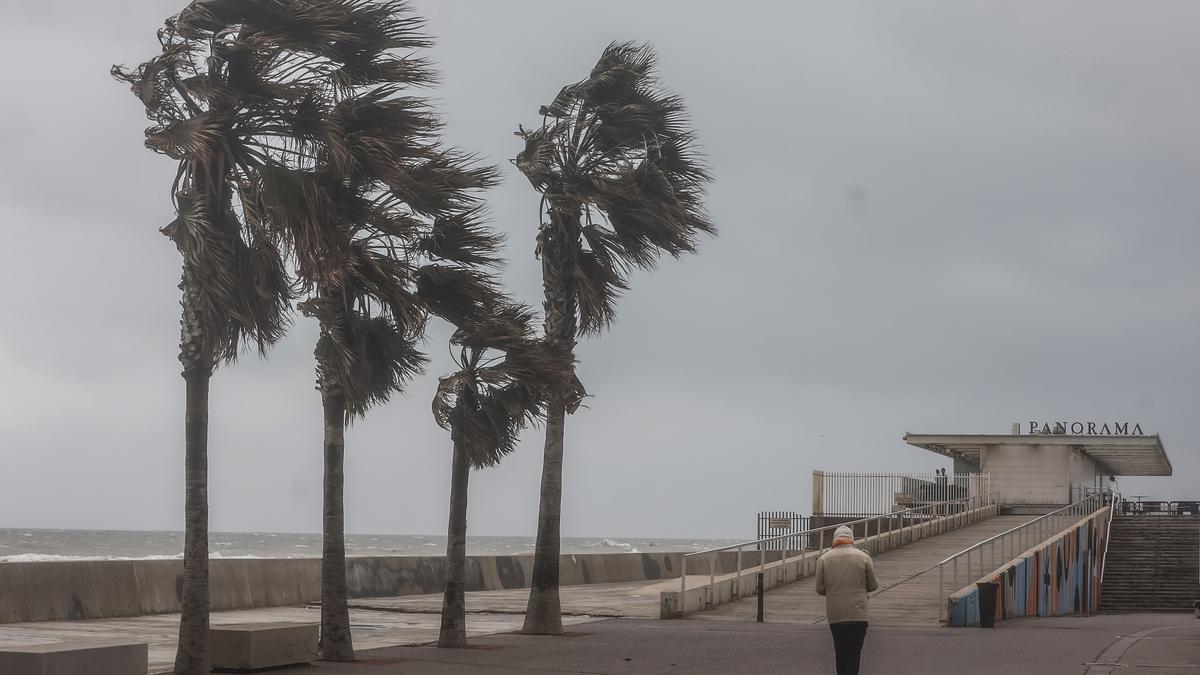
[815,525,879,675]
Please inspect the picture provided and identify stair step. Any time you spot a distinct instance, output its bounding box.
[1098,517,1200,611]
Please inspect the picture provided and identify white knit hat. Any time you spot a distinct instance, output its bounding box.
[834,525,854,541]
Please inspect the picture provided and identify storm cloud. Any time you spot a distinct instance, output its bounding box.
[0,1,1196,539]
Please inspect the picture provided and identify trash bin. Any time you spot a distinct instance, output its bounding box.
[976,581,999,628]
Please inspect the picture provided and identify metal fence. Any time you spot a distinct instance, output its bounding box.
[935,491,1109,624]
[756,511,810,550]
[1118,499,1200,516]
[812,471,991,517]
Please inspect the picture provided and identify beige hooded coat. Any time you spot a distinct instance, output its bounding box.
[815,544,880,623]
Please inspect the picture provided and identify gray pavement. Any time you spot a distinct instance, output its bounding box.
[255,613,1198,674]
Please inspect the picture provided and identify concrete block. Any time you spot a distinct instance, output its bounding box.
[131,560,183,616]
[69,561,141,620]
[558,555,586,586]
[210,623,318,671]
[0,640,147,675]
[256,558,319,608]
[0,563,31,623]
[494,556,529,589]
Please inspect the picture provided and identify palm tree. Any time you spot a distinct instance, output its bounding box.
[433,305,567,648]
[112,16,297,675]
[300,279,423,661]
[114,1,444,670]
[289,35,499,659]
[513,42,715,635]
[291,206,500,659]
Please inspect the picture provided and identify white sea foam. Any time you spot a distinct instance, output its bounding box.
[600,539,633,548]
[0,552,268,563]
[0,553,178,563]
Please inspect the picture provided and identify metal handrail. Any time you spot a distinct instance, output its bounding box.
[935,491,1110,624]
[678,492,1000,616]
[690,493,995,558]
[1100,490,1121,583]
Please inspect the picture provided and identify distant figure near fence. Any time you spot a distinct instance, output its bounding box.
[815,525,880,675]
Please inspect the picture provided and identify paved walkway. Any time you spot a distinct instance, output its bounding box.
[240,613,1200,674]
[698,514,1036,626]
[0,606,597,673]
[350,578,685,620]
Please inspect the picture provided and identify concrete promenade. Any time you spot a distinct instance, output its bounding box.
[236,614,1200,674]
[0,604,598,673]
[701,514,1036,627]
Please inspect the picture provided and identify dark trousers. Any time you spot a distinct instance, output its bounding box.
[829,621,868,675]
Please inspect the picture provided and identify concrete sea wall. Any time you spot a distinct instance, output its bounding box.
[0,552,681,624]
[946,506,1109,627]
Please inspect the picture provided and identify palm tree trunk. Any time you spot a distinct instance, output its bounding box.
[438,434,471,648]
[523,204,579,636]
[320,391,355,661]
[523,396,567,634]
[174,281,211,675]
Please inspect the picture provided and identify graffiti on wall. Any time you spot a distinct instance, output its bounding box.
[947,508,1109,627]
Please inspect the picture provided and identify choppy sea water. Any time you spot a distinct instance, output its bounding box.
[0,529,742,562]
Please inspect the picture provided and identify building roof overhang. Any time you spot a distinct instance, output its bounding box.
[902,433,1173,477]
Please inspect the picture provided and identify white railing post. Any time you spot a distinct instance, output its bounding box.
[735,547,743,596]
[680,554,687,616]
[937,562,944,624]
[709,551,716,607]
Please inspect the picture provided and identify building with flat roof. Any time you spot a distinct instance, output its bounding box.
[904,421,1171,508]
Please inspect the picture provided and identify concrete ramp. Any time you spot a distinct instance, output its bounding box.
[695,515,1036,627]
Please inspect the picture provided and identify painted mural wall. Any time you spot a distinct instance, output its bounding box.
[947,506,1109,627]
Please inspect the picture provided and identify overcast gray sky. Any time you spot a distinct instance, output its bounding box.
[1,1,1197,540]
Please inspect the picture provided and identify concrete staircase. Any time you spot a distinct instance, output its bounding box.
[1100,515,1200,612]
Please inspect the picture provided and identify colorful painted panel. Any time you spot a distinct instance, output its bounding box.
[947,507,1109,627]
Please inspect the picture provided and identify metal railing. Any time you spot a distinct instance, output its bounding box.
[1100,490,1121,583]
[756,511,810,550]
[1119,499,1200,516]
[812,471,991,517]
[935,492,1108,624]
[676,492,999,617]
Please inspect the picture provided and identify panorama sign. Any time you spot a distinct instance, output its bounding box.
[1027,421,1145,436]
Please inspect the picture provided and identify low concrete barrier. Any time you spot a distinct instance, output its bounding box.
[946,507,1110,627]
[210,623,318,670]
[0,640,147,674]
[0,552,682,624]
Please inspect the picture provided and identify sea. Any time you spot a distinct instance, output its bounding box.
[0,529,742,563]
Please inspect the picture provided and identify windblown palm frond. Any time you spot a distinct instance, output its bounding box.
[159,173,292,369]
[514,41,714,334]
[417,209,504,268]
[432,303,568,469]
[413,264,502,328]
[305,299,426,418]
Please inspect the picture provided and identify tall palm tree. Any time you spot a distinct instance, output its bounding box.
[513,42,715,635]
[300,278,422,661]
[114,1,440,670]
[433,305,567,648]
[289,206,500,659]
[113,17,297,675]
[247,1,498,652]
